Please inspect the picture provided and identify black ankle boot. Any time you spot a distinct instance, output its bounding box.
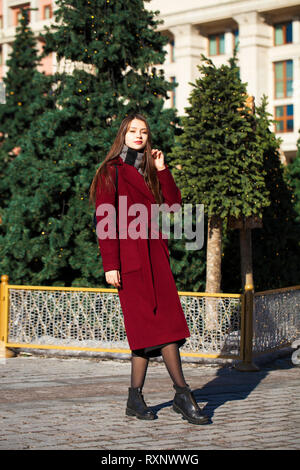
[126,387,155,420]
[173,384,209,425]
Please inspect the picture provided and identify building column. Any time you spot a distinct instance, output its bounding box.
[225,29,234,57]
[168,24,204,116]
[2,0,8,29]
[2,43,11,78]
[292,16,300,44]
[30,0,39,24]
[233,11,272,102]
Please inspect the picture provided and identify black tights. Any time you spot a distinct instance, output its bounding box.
[130,342,187,390]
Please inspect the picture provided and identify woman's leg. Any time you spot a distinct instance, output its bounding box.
[161,343,209,424]
[130,353,149,389]
[161,342,187,388]
[126,352,155,420]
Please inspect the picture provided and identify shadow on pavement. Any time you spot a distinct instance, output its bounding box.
[151,356,295,423]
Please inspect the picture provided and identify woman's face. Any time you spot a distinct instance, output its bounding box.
[125,118,148,151]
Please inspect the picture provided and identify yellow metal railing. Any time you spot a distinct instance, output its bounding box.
[0,274,244,362]
[2,274,299,367]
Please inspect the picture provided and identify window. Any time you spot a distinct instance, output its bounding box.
[274,60,293,98]
[274,21,293,45]
[17,11,23,24]
[44,5,52,19]
[275,104,293,133]
[209,33,225,55]
[233,29,239,51]
[13,5,30,26]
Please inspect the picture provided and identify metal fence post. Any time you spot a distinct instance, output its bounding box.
[235,283,259,371]
[0,274,15,358]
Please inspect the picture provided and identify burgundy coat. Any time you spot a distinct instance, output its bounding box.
[95,156,190,351]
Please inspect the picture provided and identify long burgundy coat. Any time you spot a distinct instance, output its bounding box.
[95,156,190,351]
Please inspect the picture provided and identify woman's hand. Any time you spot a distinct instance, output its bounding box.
[152,148,166,171]
[105,270,121,288]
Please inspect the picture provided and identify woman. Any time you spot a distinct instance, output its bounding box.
[89,113,208,425]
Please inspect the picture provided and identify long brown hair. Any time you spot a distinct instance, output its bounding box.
[89,113,163,206]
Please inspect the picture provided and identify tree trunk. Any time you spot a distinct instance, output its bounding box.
[205,215,222,330]
[240,227,254,289]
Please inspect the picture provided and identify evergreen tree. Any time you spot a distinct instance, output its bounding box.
[167,212,207,293]
[0,9,41,151]
[223,96,300,291]
[0,8,54,209]
[169,53,270,294]
[252,98,300,288]
[0,0,179,287]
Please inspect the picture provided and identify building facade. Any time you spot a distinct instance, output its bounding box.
[0,1,55,78]
[0,0,300,162]
[148,0,300,163]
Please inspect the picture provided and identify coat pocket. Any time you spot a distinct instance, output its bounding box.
[119,238,142,274]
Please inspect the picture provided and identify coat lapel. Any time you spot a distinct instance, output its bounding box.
[111,156,156,203]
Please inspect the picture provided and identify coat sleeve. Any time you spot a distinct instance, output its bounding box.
[156,164,182,210]
[95,166,120,273]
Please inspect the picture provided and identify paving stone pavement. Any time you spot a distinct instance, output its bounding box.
[0,354,299,450]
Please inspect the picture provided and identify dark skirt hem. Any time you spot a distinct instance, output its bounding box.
[131,338,186,359]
